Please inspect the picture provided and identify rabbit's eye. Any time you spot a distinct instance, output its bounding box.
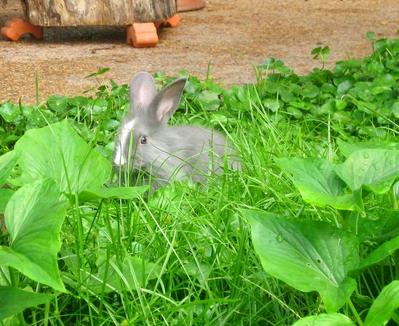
[139,136,147,144]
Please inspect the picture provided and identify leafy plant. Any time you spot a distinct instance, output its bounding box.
[0,179,68,291]
[0,179,67,321]
[244,210,358,313]
[311,45,331,68]
[0,120,146,322]
[276,157,361,211]
[245,141,399,324]
[1,34,399,325]
[291,281,399,325]
[364,280,399,326]
[0,287,52,321]
[293,313,355,326]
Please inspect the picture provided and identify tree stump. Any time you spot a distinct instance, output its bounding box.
[25,0,177,26]
[1,0,183,47]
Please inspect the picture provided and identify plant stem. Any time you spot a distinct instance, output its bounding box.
[17,314,26,326]
[347,298,363,326]
[44,302,50,326]
[35,71,40,106]
[394,251,399,280]
[8,269,26,325]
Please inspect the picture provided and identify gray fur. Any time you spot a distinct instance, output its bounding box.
[113,72,239,185]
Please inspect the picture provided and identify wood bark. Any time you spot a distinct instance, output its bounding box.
[25,0,176,26]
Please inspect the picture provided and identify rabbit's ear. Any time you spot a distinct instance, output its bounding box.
[130,72,157,112]
[150,77,187,123]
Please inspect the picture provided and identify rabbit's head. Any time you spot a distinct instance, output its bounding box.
[113,72,187,174]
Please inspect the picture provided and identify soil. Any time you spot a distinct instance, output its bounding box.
[0,0,398,103]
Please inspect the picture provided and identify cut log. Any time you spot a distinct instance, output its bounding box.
[25,0,177,26]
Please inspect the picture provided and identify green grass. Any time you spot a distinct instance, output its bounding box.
[56,116,318,325]
[1,36,399,325]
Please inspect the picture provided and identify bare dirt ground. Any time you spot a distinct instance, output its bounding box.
[0,1,398,103]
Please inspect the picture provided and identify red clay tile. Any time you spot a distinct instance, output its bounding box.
[126,23,159,48]
[1,18,43,41]
[177,0,206,12]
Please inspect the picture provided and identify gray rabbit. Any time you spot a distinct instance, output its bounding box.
[113,72,239,185]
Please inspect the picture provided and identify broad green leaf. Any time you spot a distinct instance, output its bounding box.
[183,260,211,288]
[287,106,303,119]
[0,286,52,320]
[0,189,14,214]
[311,46,330,62]
[276,158,361,210]
[335,99,347,111]
[394,181,399,208]
[198,90,220,111]
[334,148,399,194]
[257,57,293,75]
[314,101,335,116]
[0,151,18,186]
[392,102,399,118]
[320,46,330,59]
[0,315,20,326]
[358,234,399,270]
[0,179,68,291]
[244,210,358,312]
[333,111,352,124]
[89,256,162,293]
[347,209,399,242]
[47,95,68,113]
[293,313,355,326]
[337,80,353,95]
[337,140,399,157]
[364,280,399,326]
[14,120,111,194]
[349,84,373,102]
[302,83,319,99]
[78,186,147,202]
[0,103,19,123]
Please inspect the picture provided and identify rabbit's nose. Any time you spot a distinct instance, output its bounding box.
[113,146,127,166]
[113,156,127,166]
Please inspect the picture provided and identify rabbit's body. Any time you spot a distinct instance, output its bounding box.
[113,72,238,185]
[138,125,229,183]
